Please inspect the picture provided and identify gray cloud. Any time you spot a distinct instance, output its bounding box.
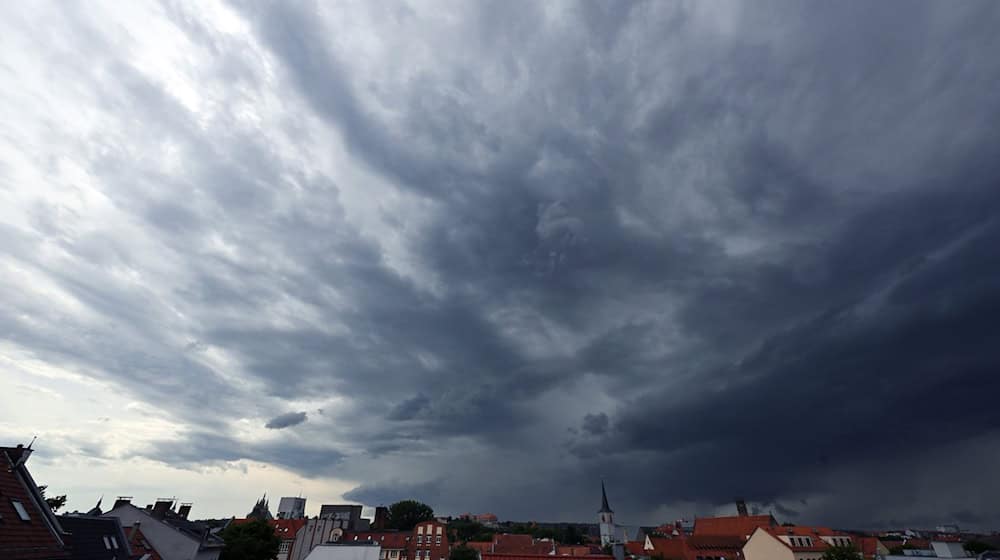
[2,0,1000,528]
[265,411,308,430]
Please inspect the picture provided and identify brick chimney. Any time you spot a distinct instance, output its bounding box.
[374,506,388,530]
[178,503,193,520]
[152,499,174,519]
[736,499,749,517]
[113,496,133,510]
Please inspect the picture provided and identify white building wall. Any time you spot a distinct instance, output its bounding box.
[305,544,382,560]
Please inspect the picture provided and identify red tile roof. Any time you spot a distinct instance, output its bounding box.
[346,531,412,549]
[487,534,552,555]
[465,542,494,553]
[692,515,777,538]
[624,542,647,556]
[483,554,612,560]
[855,536,885,558]
[555,545,602,557]
[0,447,70,560]
[122,525,163,560]
[645,537,686,560]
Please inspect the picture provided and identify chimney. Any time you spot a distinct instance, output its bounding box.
[736,499,749,517]
[374,506,389,530]
[152,498,174,519]
[178,503,193,520]
[113,496,133,510]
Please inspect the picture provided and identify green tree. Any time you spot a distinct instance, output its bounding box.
[561,525,584,545]
[387,500,435,531]
[38,485,67,512]
[965,540,997,555]
[219,519,281,560]
[821,545,861,560]
[450,545,479,560]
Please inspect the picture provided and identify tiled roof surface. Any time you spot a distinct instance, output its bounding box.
[59,515,131,560]
[483,554,612,560]
[686,535,745,550]
[346,531,412,549]
[0,447,70,560]
[555,545,601,556]
[122,525,163,560]
[693,515,776,538]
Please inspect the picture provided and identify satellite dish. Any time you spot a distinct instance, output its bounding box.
[331,528,344,542]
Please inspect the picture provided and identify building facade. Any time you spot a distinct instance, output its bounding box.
[279,498,308,520]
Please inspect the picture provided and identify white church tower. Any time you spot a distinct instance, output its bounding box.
[598,480,615,546]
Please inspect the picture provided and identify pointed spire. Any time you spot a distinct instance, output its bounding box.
[599,479,613,513]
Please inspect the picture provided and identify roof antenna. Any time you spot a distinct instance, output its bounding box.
[27,436,37,449]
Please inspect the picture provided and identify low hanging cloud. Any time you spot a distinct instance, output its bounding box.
[265,411,308,430]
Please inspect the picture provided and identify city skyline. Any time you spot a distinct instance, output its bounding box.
[2,0,999,529]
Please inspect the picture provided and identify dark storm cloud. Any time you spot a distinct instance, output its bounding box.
[144,431,344,478]
[4,0,1000,527]
[581,413,610,436]
[344,480,445,508]
[265,411,308,429]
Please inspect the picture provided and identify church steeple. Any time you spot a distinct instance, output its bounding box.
[598,480,615,546]
[599,480,613,513]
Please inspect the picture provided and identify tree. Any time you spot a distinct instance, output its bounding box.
[219,519,281,560]
[387,500,435,531]
[821,545,861,560]
[561,525,585,545]
[965,540,998,555]
[450,545,479,560]
[38,485,67,513]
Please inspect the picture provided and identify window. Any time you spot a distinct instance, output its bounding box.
[418,526,425,535]
[10,500,31,521]
[104,536,113,550]
[417,536,423,543]
[436,526,443,535]
[280,542,292,553]
[111,536,119,550]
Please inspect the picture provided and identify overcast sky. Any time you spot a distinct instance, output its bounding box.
[2,0,1000,529]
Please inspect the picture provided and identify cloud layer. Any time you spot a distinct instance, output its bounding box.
[2,0,1000,528]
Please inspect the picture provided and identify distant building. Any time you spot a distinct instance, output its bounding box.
[881,541,976,559]
[290,519,347,560]
[0,444,70,559]
[373,507,389,531]
[249,494,275,521]
[279,497,308,520]
[411,520,450,560]
[103,498,224,560]
[742,526,856,560]
[320,505,365,530]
